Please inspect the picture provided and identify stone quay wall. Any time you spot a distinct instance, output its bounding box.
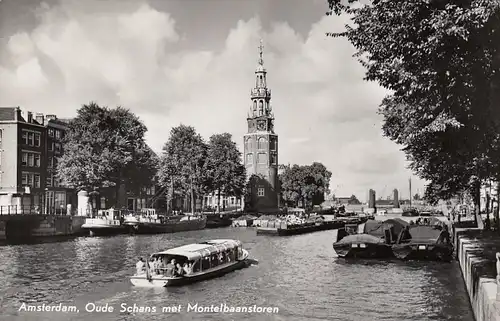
[455,226,500,321]
[0,215,86,241]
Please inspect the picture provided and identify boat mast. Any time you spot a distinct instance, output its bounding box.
[409,177,412,208]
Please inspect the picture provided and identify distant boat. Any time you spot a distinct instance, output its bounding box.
[130,239,251,287]
[123,209,206,234]
[81,208,127,237]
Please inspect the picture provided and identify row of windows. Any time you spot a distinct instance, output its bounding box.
[245,138,276,150]
[246,153,277,165]
[48,128,63,140]
[48,142,62,153]
[141,186,156,195]
[21,151,41,168]
[21,130,41,147]
[46,170,62,187]
[22,172,41,188]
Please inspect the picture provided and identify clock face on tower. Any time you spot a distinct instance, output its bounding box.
[257,120,266,131]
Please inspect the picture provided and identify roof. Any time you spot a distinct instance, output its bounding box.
[153,239,242,260]
[0,107,16,121]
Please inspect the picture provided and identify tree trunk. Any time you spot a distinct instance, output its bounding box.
[496,181,500,231]
[486,191,491,230]
[217,189,221,213]
[473,181,481,226]
[190,178,195,214]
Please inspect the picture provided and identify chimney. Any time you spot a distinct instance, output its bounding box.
[35,113,44,125]
[46,114,57,121]
[13,107,21,121]
[27,111,33,123]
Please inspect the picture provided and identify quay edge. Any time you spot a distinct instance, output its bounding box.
[0,215,86,242]
[454,221,500,321]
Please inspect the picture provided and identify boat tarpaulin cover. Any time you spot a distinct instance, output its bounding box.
[407,225,443,243]
[363,219,408,238]
[335,234,385,245]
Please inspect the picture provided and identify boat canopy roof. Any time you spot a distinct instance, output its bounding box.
[335,234,385,245]
[152,239,242,260]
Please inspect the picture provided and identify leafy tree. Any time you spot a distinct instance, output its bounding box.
[280,162,332,208]
[158,125,208,213]
[204,133,246,211]
[326,0,500,214]
[348,194,361,205]
[57,102,157,206]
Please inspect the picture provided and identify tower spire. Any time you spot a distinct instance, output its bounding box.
[258,39,264,65]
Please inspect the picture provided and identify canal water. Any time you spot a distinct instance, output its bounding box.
[0,224,473,321]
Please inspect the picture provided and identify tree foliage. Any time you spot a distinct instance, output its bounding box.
[205,133,246,208]
[279,162,332,208]
[326,0,500,204]
[158,125,208,212]
[57,102,158,193]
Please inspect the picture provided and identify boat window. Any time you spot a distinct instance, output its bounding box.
[192,259,201,273]
[210,254,219,268]
[202,256,210,270]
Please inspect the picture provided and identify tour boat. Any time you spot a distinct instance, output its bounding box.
[392,224,453,262]
[130,239,251,287]
[81,208,127,237]
[123,209,207,234]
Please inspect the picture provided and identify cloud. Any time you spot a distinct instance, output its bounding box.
[0,0,426,200]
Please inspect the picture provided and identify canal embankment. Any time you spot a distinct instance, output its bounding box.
[454,219,500,321]
[0,215,86,241]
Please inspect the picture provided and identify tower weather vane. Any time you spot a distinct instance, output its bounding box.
[258,39,264,65]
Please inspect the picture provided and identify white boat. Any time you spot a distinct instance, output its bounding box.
[81,208,126,237]
[130,239,251,287]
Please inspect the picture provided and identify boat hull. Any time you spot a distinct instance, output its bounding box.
[333,243,394,259]
[392,243,453,262]
[82,226,127,237]
[130,259,249,287]
[256,220,360,236]
[125,218,206,234]
[205,217,233,229]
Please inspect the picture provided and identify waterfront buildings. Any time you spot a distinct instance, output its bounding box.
[243,41,280,212]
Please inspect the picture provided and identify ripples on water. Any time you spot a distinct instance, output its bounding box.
[0,228,473,321]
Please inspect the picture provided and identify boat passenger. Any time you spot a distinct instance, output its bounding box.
[165,259,175,277]
[136,258,145,275]
[148,257,155,273]
[175,263,185,276]
[183,263,192,275]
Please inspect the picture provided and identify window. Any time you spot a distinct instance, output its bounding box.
[48,157,53,168]
[34,133,40,146]
[34,174,40,188]
[55,143,61,153]
[22,172,28,185]
[28,153,34,167]
[270,139,276,151]
[257,153,267,164]
[46,171,53,187]
[271,154,277,165]
[246,153,253,164]
[55,130,61,139]
[258,187,265,197]
[100,197,106,209]
[28,132,34,146]
[258,138,267,150]
[21,152,28,166]
[34,154,40,167]
[48,129,54,137]
[53,174,59,187]
[49,142,54,151]
[22,131,27,144]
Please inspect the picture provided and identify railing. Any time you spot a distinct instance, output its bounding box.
[0,205,73,216]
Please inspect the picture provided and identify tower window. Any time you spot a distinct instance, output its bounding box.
[257,153,267,164]
[257,187,265,197]
[245,138,252,150]
[253,101,257,114]
[270,139,276,151]
[246,153,253,164]
[259,101,264,115]
[258,138,267,150]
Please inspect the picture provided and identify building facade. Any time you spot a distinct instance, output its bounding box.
[243,41,279,212]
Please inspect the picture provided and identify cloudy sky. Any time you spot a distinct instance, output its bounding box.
[0,0,426,201]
